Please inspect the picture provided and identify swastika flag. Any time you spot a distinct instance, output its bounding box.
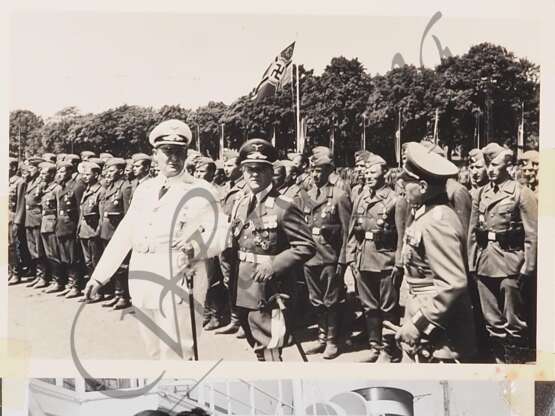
[252,42,295,104]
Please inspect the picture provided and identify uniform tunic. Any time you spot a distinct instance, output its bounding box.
[221,186,315,353]
[78,183,105,274]
[297,182,351,308]
[346,185,400,342]
[468,179,537,342]
[401,199,477,361]
[24,177,45,260]
[90,172,229,359]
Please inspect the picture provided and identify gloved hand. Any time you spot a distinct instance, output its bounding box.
[395,320,421,349]
[253,262,274,282]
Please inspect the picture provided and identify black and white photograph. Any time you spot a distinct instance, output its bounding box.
[6,10,541,365]
[5,377,525,416]
[536,381,555,416]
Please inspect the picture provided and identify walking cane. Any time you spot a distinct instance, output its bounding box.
[184,269,199,361]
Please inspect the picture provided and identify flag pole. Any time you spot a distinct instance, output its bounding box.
[433,108,439,145]
[219,123,224,160]
[296,63,301,153]
[396,108,402,168]
[362,113,367,151]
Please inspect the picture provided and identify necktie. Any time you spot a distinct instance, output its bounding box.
[158,183,168,200]
[246,195,257,218]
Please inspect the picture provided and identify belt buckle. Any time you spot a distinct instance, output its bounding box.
[239,251,246,261]
[365,231,374,240]
[487,231,496,241]
[312,227,321,235]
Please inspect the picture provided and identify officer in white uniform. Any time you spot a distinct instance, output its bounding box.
[85,119,229,360]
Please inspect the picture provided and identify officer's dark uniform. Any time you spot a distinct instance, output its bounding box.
[221,139,316,361]
[24,158,50,287]
[55,161,83,295]
[297,146,352,359]
[8,159,27,284]
[39,164,63,292]
[216,173,248,335]
[469,143,537,363]
[99,158,133,305]
[77,162,105,299]
[346,155,400,362]
[398,142,477,363]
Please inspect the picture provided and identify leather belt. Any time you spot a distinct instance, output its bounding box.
[238,250,275,264]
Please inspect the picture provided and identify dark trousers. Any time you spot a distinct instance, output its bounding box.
[9,223,27,277]
[42,232,64,284]
[58,235,82,289]
[355,270,398,344]
[236,306,283,360]
[26,226,49,280]
[26,227,44,260]
[477,275,528,343]
[203,257,227,321]
[80,237,104,276]
[304,264,342,308]
[100,239,130,300]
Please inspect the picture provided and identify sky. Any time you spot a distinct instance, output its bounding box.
[10,12,540,117]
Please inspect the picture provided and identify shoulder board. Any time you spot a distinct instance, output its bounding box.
[277,194,293,204]
[432,206,444,222]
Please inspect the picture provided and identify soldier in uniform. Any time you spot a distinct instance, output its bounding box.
[397,142,477,363]
[8,158,27,285]
[76,161,105,299]
[131,153,152,197]
[98,158,133,308]
[24,157,51,288]
[349,150,371,201]
[468,148,488,200]
[37,162,63,293]
[298,146,352,359]
[80,150,96,161]
[216,155,248,337]
[272,161,287,191]
[469,142,537,363]
[346,154,401,362]
[193,156,226,331]
[220,138,316,361]
[289,152,312,192]
[278,160,302,201]
[85,119,229,360]
[420,141,472,236]
[53,161,83,296]
[521,150,539,197]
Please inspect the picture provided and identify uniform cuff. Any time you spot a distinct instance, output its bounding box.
[411,310,437,336]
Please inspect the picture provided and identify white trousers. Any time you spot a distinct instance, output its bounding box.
[136,300,201,360]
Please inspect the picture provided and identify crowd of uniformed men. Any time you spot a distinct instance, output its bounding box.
[8,129,539,364]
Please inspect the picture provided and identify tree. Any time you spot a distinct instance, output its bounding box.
[193,101,228,158]
[9,110,44,158]
[365,65,437,163]
[303,57,372,166]
[434,43,539,154]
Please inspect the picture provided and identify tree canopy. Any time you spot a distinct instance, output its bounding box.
[10,42,539,165]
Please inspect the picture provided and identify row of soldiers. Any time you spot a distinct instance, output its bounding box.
[8,151,154,310]
[8,137,539,363]
[207,141,538,363]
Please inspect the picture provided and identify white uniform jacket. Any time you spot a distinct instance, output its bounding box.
[90,171,230,311]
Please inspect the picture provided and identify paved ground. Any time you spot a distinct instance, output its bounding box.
[8,278,373,362]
